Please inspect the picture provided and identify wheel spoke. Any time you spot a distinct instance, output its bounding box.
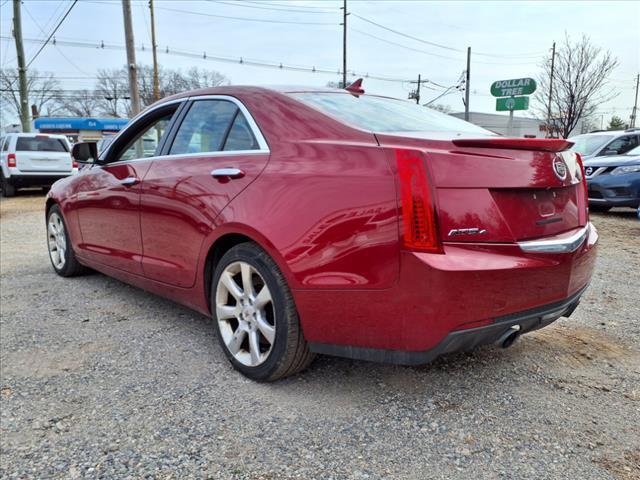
[254,285,272,310]
[221,271,243,301]
[249,329,261,365]
[226,328,246,355]
[216,305,239,320]
[241,263,254,298]
[256,313,275,344]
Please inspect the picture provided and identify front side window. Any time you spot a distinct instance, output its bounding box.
[570,135,612,156]
[170,100,238,155]
[601,135,639,155]
[290,92,491,134]
[117,114,174,162]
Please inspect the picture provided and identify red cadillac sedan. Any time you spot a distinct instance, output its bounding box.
[46,84,597,381]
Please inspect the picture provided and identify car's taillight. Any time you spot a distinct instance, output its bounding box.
[7,153,16,168]
[575,152,589,219]
[396,149,442,253]
[72,159,78,169]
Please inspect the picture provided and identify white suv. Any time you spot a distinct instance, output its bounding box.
[0,133,76,197]
[569,128,640,161]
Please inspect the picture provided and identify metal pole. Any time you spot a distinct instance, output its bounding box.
[122,0,141,116]
[464,47,470,121]
[12,0,30,132]
[341,0,347,88]
[149,0,160,102]
[507,109,514,137]
[631,73,639,128]
[415,74,421,104]
[546,41,556,137]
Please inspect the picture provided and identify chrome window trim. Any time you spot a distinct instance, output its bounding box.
[100,95,268,165]
[106,149,269,167]
[98,98,186,160]
[518,223,591,254]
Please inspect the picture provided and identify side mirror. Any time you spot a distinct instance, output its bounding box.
[71,142,98,164]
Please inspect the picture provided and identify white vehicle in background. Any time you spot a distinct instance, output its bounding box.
[0,133,76,197]
[569,128,640,161]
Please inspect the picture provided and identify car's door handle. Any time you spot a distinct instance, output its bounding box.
[211,168,245,179]
[120,177,140,186]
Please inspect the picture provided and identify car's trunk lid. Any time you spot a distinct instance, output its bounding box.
[376,134,588,244]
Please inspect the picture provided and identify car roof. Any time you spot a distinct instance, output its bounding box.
[8,132,68,139]
[571,129,638,139]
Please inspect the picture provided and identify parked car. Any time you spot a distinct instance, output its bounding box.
[583,145,640,211]
[45,85,597,381]
[569,128,640,161]
[1,133,76,197]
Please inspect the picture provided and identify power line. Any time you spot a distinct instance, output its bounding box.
[350,13,545,59]
[22,2,90,75]
[26,0,78,68]
[80,0,337,26]
[206,0,335,14]
[350,28,540,66]
[0,35,413,83]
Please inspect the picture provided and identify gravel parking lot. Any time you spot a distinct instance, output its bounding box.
[1,193,639,479]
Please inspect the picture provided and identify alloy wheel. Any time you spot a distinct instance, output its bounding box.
[47,212,67,270]
[215,261,276,367]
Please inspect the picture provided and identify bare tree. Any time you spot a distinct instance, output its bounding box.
[58,89,99,117]
[94,68,129,117]
[533,34,618,138]
[1,68,62,120]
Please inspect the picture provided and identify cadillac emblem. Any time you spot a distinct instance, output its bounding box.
[553,157,567,181]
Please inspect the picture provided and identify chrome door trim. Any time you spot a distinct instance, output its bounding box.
[518,223,591,254]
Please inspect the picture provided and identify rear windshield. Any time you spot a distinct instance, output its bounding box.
[569,135,612,156]
[16,137,69,152]
[290,92,490,134]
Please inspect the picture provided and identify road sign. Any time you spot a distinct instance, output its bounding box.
[491,78,537,97]
[496,96,530,111]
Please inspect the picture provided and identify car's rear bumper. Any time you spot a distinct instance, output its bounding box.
[297,223,598,359]
[5,173,73,187]
[309,285,586,364]
[587,173,640,208]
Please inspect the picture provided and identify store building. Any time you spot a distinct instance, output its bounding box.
[33,117,129,143]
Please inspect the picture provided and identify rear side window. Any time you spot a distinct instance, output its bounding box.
[223,113,258,151]
[1,138,8,151]
[170,100,238,155]
[290,92,490,134]
[16,136,69,152]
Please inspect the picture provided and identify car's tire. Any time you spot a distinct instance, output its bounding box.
[46,205,87,277]
[589,205,611,212]
[1,173,16,197]
[211,242,315,381]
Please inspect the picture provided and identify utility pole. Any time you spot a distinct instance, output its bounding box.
[464,47,470,121]
[12,0,30,132]
[631,73,639,128]
[149,0,160,102]
[546,41,556,137]
[122,0,141,116]
[340,0,348,88]
[408,74,423,104]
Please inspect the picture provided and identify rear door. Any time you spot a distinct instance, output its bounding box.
[139,96,270,287]
[14,135,72,173]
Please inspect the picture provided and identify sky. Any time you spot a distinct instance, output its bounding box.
[0,0,638,126]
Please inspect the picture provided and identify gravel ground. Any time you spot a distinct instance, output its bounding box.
[1,192,639,480]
